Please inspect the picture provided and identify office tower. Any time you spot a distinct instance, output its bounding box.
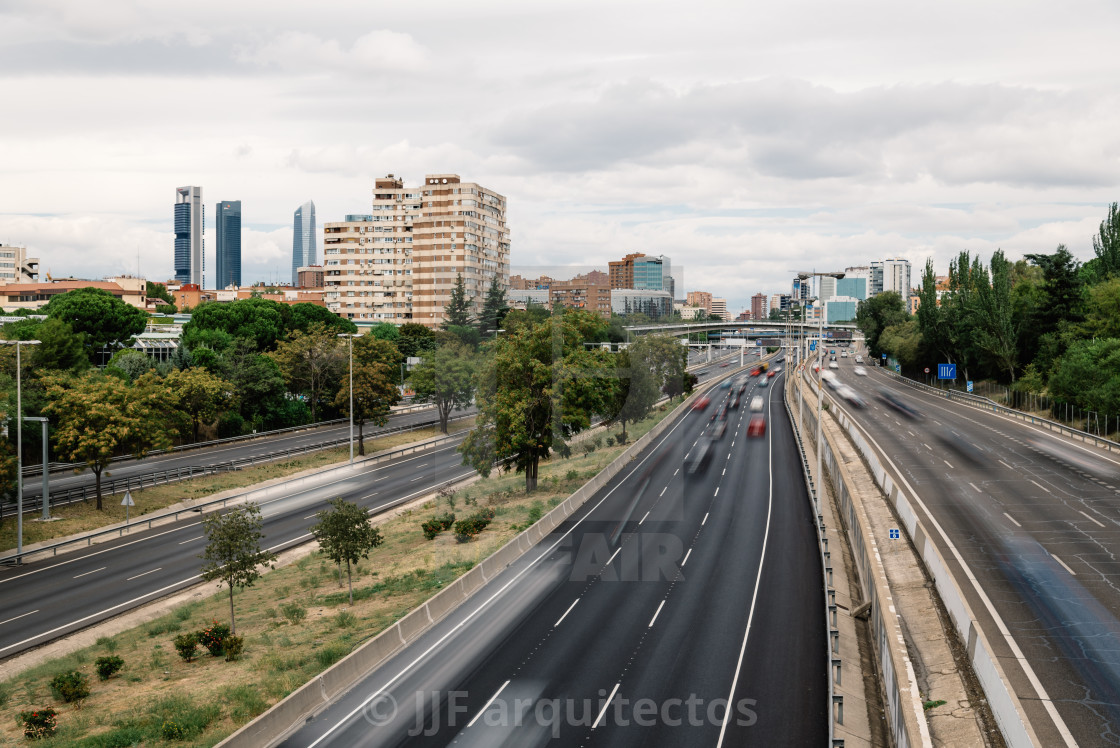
[292,200,316,286]
[882,258,912,296]
[608,253,670,291]
[215,200,242,289]
[174,186,203,285]
[791,276,811,303]
[710,298,729,321]
[869,261,884,296]
[818,275,837,302]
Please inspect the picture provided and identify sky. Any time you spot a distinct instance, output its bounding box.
[2,0,1120,312]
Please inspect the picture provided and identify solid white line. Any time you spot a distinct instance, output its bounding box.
[467,680,510,727]
[1079,511,1105,528]
[702,513,709,525]
[944,460,954,468]
[0,609,38,626]
[681,548,692,567]
[554,599,580,627]
[606,548,621,566]
[73,566,106,578]
[1029,479,1051,493]
[969,482,981,493]
[1004,512,1021,527]
[592,683,621,729]
[178,535,204,544]
[1051,554,1077,576]
[639,511,650,526]
[126,567,162,581]
[648,600,666,628]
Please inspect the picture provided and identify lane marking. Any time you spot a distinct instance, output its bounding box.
[713,487,719,497]
[969,482,982,493]
[722,468,726,476]
[554,599,580,628]
[592,683,621,729]
[467,680,510,728]
[648,600,666,628]
[126,568,162,581]
[998,459,1012,470]
[303,514,318,520]
[1004,513,1021,527]
[638,511,650,526]
[1029,479,1051,494]
[73,567,106,578]
[606,548,621,566]
[923,443,932,450]
[682,548,692,567]
[1051,554,1077,576]
[177,535,204,545]
[660,486,667,497]
[1079,511,1105,528]
[702,513,709,525]
[409,475,424,482]
[0,610,38,626]
[944,460,954,468]
[673,469,679,476]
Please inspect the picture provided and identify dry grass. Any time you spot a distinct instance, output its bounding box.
[0,405,676,747]
[0,420,474,554]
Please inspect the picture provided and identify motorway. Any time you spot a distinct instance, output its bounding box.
[819,352,1120,747]
[279,363,827,747]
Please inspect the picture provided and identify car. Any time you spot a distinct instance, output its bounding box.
[750,396,764,412]
[855,355,863,363]
[829,361,839,369]
[767,369,776,378]
[683,438,714,473]
[691,396,711,411]
[712,420,728,439]
[720,379,732,389]
[835,384,866,408]
[747,415,766,437]
[877,388,921,419]
[853,367,867,377]
[841,351,848,358]
[720,362,730,368]
[718,404,729,421]
[750,367,761,377]
[731,394,741,409]
[697,370,709,376]
[739,383,748,395]
[757,376,769,387]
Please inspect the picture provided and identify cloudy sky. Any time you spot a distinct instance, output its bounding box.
[2,0,1119,312]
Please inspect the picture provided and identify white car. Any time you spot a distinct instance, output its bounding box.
[853,367,867,376]
[855,355,863,363]
[750,396,765,412]
[828,361,839,369]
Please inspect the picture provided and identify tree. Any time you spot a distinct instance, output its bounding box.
[105,349,155,381]
[443,273,473,328]
[199,503,276,634]
[609,348,657,439]
[1048,338,1120,418]
[409,344,476,433]
[221,346,290,430]
[855,291,908,359]
[270,323,344,422]
[182,298,289,353]
[310,498,383,604]
[478,276,509,338]
[147,281,173,304]
[1081,278,1120,340]
[166,367,238,442]
[368,322,401,342]
[332,362,400,454]
[353,336,401,370]
[878,321,923,369]
[634,334,687,401]
[970,250,1019,382]
[1090,202,1120,281]
[42,372,176,509]
[14,319,89,373]
[1025,245,1085,378]
[287,303,357,335]
[44,287,148,364]
[396,323,437,359]
[459,309,616,491]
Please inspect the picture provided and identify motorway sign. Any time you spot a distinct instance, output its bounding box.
[889,528,900,540]
[809,341,816,351]
[937,363,957,380]
[881,353,886,359]
[967,380,974,393]
[895,364,901,372]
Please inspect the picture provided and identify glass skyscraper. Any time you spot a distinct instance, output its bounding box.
[215,200,242,289]
[292,200,316,286]
[174,186,203,285]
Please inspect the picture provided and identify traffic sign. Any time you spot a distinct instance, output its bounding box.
[937,363,957,380]
[895,364,901,372]
[122,490,134,525]
[889,528,900,540]
[966,380,974,393]
[809,341,816,352]
[881,353,886,359]
[924,367,930,374]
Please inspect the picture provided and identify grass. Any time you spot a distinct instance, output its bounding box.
[0,420,474,554]
[0,404,678,747]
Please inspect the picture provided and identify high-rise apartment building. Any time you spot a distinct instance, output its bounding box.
[323,174,510,326]
[711,297,729,321]
[552,271,611,317]
[215,200,241,289]
[608,253,669,291]
[883,258,912,297]
[292,200,316,286]
[818,275,837,302]
[868,261,884,296]
[686,291,712,314]
[0,244,39,285]
[791,276,811,303]
[751,293,769,320]
[174,186,203,285]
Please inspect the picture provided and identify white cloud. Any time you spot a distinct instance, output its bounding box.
[236,30,430,74]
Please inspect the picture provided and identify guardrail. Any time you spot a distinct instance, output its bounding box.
[881,370,1120,454]
[0,429,468,566]
[1,413,473,521]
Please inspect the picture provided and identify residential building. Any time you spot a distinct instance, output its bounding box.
[675,302,705,320]
[824,296,859,324]
[215,200,241,289]
[0,244,39,284]
[611,289,672,318]
[818,275,837,301]
[868,261,884,296]
[883,258,912,297]
[322,213,411,322]
[909,295,921,315]
[791,276,810,304]
[0,279,146,312]
[686,291,712,314]
[551,271,611,317]
[510,274,553,291]
[509,289,550,309]
[609,253,670,291]
[297,265,324,289]
[174,186,203,285]
[710,297,729,321]
[751,293,769,321]
[770,293,792,314]
[292,200,316,286]
[836,277,867,300]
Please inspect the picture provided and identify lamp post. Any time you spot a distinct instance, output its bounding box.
[1,339,41,561]
[337,333,360,465]
[796,272,845,503]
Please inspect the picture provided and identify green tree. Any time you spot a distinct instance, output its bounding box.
[147,281,174,304]
[44,287,148,364]
[1080,277,1120,340]
[396,323,437,359]
[105,349,155,381]
[310,498,384,604]
[218,344,290,430]
[368,322,401,342]
[42,372,176,509]
[166,367,238,442]
[199,503,276,634]
[443,273,473,328]
[270,323,344,422]
[970,250,1019,382]
[183,298,289,353]
[287,303,357,336]
[353,336,401,370]
[1048,338,1120,418]
[1025,245,1085,378]
[1089,202,1120,281]
[609,347,656,439]
[409,344,476,433]
[878,321,923,369]
[478,276,509,337]
[332,362,400,454]
[855,291,908,359]
[25,319,89,373]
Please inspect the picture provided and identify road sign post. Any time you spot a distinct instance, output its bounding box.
[121,490,134,526]
[924,366,930,386]
[937,363,957,382]
[967,380,974,393]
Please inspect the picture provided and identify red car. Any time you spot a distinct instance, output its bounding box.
[747,415,766,438]
[750,367,761,377]
[692,396,711,411]
[767,370,776,379]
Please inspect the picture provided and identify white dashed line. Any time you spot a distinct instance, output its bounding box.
[1079,511,1105,528]
[682,548,692,567]
[639,511,650,525]
[998,460,1012,469]
[0,610,39,626]
[944,460,954,468]
[922,443,932,450]
[648,600,666,628]
[702,513,709,525]
[178,535,204,544]
[660,486,667,497]
[1051,554,1076,576]
[1029,479,1051,493]
[554,599,580,627]
[593,683,621,729]
[714,487,719,497]
[968,482,981,493]
[73,567,106,578]
[1004,512,1021,527]
[607,548,621,566]
[467,680,510,727]
[126,568,162,581]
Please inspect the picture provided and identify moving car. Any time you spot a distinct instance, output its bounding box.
[750,396,764,412]
[835,384,866,408]
[877,388,921,419]
[855,355,863,363]
[767,369,777,378]
[853,367,867,377]
[683,438,714,474]
[747,415,766,438]
[712,419,728,439]
[829,361,839,369]
[692,396,711,411]
[757,376,769,387]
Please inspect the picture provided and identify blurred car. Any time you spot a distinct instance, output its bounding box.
[855,355,863,363]
[757,376,769,387]
[692,396,711,411]
[720,362,730,368]
[738,382,748,395]
[718,404,729,421]
[853,367,867,377]
[697,370,709,376]
[835,384,866,408]
[712,419,728,439]
[720,379,732,389]
[877,388,920,419]
[683,438,714,474]
[767,370,777,378]
[828,361,839,369]
[750,367,762,377]
[747,415,766,437]
[750,396,764,412]
[731,394,741,409]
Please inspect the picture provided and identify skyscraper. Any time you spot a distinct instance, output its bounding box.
[215,200,242,289]
[174,186,203,285]
[292,200,316,286]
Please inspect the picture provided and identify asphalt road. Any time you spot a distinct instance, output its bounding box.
[280,363,827,748]
[819,353,1120,748]
[0,440,476,660]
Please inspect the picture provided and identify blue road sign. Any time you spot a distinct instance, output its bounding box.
[809,341,816,351]
[967,380,974,393]
[881,353,886,359]
[889,528,900,540]
[937,363,957,380]
[895,364,901,372]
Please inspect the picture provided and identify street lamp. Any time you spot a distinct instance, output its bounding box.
[796,271,845,504]
[1,339,41,561]
[337,333,361,465]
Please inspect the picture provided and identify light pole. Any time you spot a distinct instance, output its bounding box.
[337,333,360,465]
[797,271,845,501]
[1,339,41,561]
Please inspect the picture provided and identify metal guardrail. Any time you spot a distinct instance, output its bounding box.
[882,370,1120,455]
[0,429,468,565]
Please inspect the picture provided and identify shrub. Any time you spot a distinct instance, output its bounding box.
[421,518,443,540]
[198,621,231,656]
[436,512,455,529]
[526,502,544,525]
[566,469,579,481]
[605,436,615,447]
[19,708,57,739]
[173,633,199,663]
[336,611,357,629]
[581,441,596,456]
[145,620,181,638]
[94,655,125,681]
[49,670,90,703]
[315,643,349,668]
[96,636,119,653]
[223,635,244,662]
[161,719,187,740]
[453,508,496,542]
[280,601,307,625]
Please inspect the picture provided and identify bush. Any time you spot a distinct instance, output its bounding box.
[280,601,307,625]
[19,708,57,739]
[161,720,187,740]
[526,502,544,525]
[49,670,90,703]
[336,611,357,629]
[94,655,124,681]
[453,508,495,542]
[223,635,244,662]
[421,512,456,540]
[605,436,614,447]
[198,621,231,656]
[173,633,199,662]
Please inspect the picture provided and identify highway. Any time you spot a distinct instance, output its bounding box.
[819,352,1120,747]
[279,364,827,747]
